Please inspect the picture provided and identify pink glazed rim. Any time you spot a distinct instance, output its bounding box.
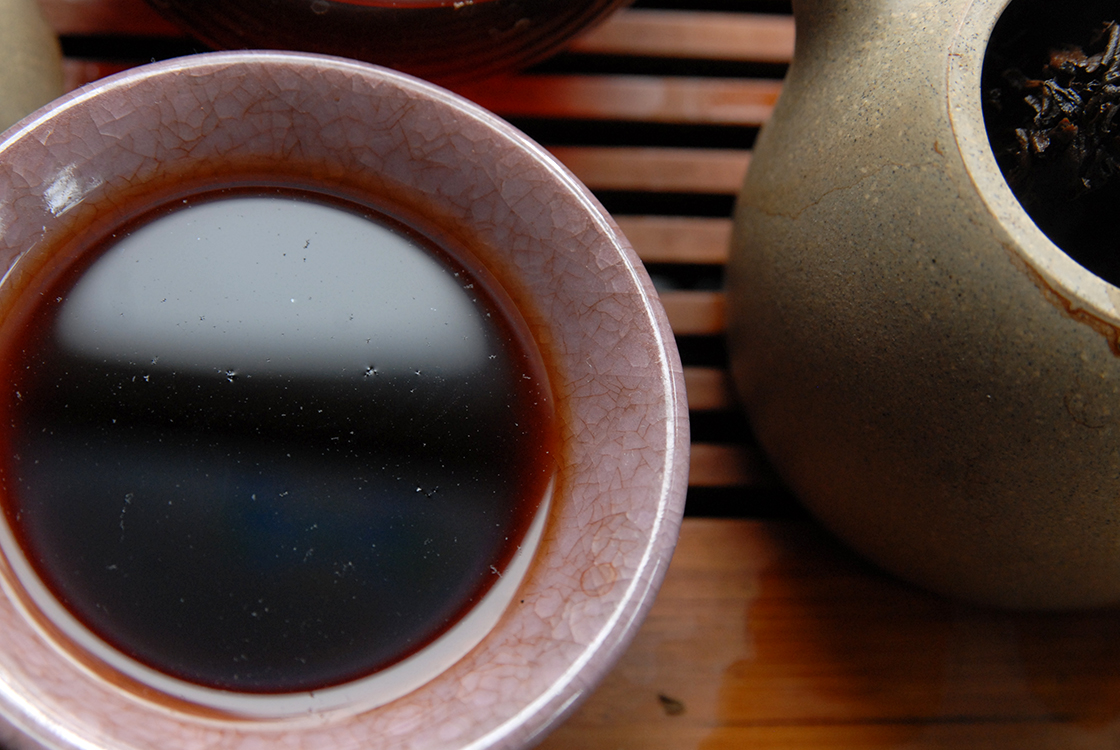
[0,51,688,749]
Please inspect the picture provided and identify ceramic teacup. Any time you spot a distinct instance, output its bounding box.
[0,51,687,749]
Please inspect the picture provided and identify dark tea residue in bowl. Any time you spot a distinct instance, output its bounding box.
[0,191,556,694]
[983,0,1120,285]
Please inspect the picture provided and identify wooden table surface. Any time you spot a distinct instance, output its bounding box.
[30,0,1120,747]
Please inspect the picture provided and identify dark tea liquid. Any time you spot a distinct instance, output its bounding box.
[0,190,556,694]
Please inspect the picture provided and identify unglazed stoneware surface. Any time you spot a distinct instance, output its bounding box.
[0,52,688,748]
[143,0,633,83]
[728,0,1120,609]
[0,0,63,132]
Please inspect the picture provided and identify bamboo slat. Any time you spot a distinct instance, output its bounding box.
[683,366,736,411]
[549,147,750,194]
[452,75,780,125]
[38,0,180,36]
[660,290,725,336]
[615,216,733,265]
[569,9,796,64]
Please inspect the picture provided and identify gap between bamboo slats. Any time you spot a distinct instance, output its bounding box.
[62,60,130,92]
[569,9,795,64]
[549,147,749,194]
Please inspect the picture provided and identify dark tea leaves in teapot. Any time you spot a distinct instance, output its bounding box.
[983,0,1120,285]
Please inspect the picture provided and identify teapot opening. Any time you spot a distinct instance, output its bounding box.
[982,0,1120,288]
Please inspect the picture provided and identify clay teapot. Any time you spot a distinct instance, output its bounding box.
[0,0,62,131]
[728,0,1120,609]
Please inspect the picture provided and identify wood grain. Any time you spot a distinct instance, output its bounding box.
[569,10,796,64]
[452,75,780,126]
[614,217,733,265]
[683,367,736,412]
[38,0,181,36]
[549,147,750,194]
[660,290,725,336]
[539,519,1120,750]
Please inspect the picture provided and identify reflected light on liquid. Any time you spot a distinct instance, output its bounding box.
[56,196,490,378]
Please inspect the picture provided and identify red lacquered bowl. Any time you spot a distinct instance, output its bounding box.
[144,0,631,83]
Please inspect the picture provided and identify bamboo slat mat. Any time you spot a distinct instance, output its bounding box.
[41,0,792,507]
[32,1,1120,748]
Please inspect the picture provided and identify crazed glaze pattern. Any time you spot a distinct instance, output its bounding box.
[0,52,688,749]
